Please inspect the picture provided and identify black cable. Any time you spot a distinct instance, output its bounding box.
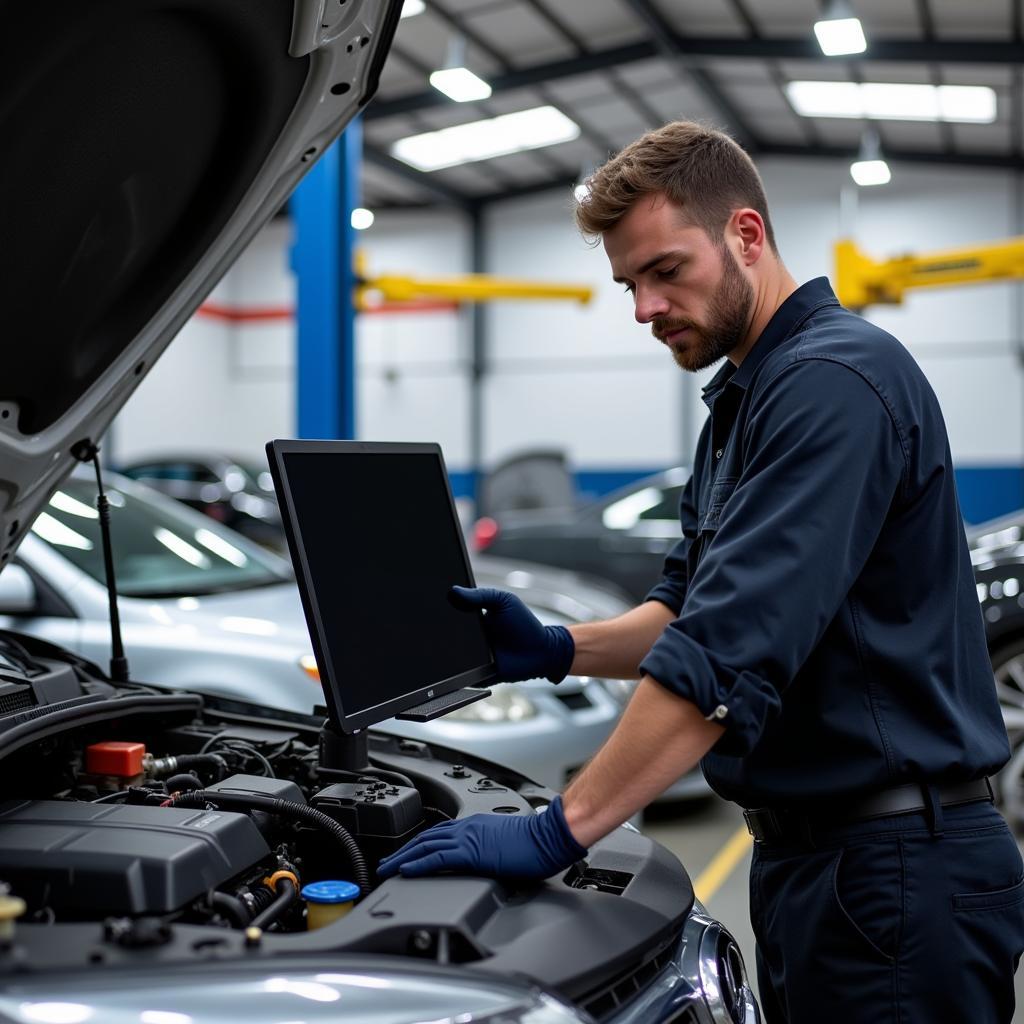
[92,789,131,803]
[167,790,368,893]
[249,878,297,930]
[210,892,251,928]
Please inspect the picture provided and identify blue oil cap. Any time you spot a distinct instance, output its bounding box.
[301,880,360,904]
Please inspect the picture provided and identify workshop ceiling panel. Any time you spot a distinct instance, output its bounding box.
[392,17,505,79]
[854,0,925,39]
[858,62,935,85]
[748,115,810,146]
[951,121,1014,154]
[428,163,497,194]
[576,96,648,134]
[703,58,778,87]
[778,59,855,83]
[942,64,1016,88]
[811,118,873,148]
[543,73,619,108]
[549,0,651,49]
[651,0,748,36]
[751,0,826,38]
[931,0,1012,39]
[877,120,946,150]
[460,5,578,68]
[612,57,679,92]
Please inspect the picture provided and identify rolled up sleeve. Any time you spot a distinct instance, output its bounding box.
[639,358,907,755]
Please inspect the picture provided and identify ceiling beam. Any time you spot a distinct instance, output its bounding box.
[367,36,1024,122]
[362,144,476,209]
[618,0,758,149]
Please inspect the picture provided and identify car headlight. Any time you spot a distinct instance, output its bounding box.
[600,678,639,707]
[445,686,538,723]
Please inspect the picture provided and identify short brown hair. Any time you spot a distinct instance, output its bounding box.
[575,121,777,252]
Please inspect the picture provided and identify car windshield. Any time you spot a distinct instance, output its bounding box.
[31,476,291,597]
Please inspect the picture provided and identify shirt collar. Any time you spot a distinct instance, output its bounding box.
[701,277,839,406]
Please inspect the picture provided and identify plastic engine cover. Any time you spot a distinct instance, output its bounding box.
[0,800,271,915]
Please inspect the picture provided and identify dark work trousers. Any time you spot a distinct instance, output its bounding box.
[749,799,1024,1023]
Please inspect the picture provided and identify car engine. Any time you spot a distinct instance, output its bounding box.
[0,632,759,1024]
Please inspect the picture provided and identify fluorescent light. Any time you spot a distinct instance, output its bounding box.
[392,105,580,171]
[786,81,997,123]
[814,17,866,56]
[350,207,375,230]
[429,67,492,102]
[400,0,424,17]
[850,159,890,186]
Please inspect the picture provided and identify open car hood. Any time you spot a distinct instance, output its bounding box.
[0,0,401,572]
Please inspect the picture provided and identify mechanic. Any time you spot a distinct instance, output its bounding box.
[378,121,1024,1022]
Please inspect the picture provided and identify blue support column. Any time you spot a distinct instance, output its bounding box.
[291,118,361,439]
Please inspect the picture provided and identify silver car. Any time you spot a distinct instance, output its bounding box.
[1,470,706,800]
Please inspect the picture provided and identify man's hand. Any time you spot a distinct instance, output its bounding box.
[377,795,587,879]
[450,586,574,683]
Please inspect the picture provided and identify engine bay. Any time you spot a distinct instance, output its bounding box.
[0,633,696,1015]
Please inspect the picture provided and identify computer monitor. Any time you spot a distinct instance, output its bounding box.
[265,440,496,734]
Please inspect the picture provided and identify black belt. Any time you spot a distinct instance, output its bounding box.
[743,778,994,845]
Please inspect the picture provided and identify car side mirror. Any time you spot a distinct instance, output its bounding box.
[0,565,38,616]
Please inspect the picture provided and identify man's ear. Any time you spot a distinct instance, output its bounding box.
[730,208,766,266]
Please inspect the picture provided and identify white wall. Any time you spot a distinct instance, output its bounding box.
[111,156,1024,517]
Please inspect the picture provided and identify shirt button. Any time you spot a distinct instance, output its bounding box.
[705,704,729,721]
[715,449,723,460]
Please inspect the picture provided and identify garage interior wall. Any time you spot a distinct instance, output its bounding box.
[114,156,1024,524]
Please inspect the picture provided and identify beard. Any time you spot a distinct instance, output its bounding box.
[652,247,754,372]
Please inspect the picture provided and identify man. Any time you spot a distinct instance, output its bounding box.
[378,121,1024,1022]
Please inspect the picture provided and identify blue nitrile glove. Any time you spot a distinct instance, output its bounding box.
[376,795,588,880]
[450,586,575,683]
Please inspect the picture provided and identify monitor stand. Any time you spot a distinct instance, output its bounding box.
[394,686,492,722]
[316,686,493,777]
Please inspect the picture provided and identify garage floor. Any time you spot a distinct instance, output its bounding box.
[642,797,1024,1019]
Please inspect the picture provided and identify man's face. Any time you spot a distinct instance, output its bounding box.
[603,193,754,372]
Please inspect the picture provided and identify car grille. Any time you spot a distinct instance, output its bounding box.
[578,941,677,1021]
[0,689,33,716]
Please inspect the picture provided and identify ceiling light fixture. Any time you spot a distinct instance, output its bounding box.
[400,0,425,18]
[850,128,890,186]
[350,208,375,230]
[786,80,997,123]
[813,0,867,56]
[391,106,580,171]
[429,35,492,102]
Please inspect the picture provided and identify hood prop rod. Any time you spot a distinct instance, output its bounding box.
[71,440,129,682]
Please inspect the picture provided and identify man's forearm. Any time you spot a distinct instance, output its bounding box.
[568,600,675,680]
[562,677,724,847]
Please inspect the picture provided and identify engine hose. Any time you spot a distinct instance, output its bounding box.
[167,791,369,894]
[249,878,297,931]
[165,773,203,794]
[154,753,228,780]
[210,892,251,928]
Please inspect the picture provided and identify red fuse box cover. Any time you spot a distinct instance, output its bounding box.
[86,742,146,777]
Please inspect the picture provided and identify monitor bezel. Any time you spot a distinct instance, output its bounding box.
[265,438,496,734]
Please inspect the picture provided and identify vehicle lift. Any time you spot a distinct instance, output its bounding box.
[834,235,1024,311]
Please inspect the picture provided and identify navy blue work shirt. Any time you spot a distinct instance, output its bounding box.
[639,277,1010,808]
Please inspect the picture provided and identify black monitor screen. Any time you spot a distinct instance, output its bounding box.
[268,441,495,731]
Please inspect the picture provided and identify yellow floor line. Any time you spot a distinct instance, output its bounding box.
[693,824,753,905]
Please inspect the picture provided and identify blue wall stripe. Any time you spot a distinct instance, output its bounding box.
[450,464,1024,527]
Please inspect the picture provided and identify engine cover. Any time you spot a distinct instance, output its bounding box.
[0,800,270,915]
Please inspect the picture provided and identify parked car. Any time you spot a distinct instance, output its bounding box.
[476,467,689,603]
[119,452,284,550]
[0,0,754,1020]
[1,469,708,800]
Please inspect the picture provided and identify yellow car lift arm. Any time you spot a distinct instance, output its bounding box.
[353,251,593,310]
[835,236,1024,311]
